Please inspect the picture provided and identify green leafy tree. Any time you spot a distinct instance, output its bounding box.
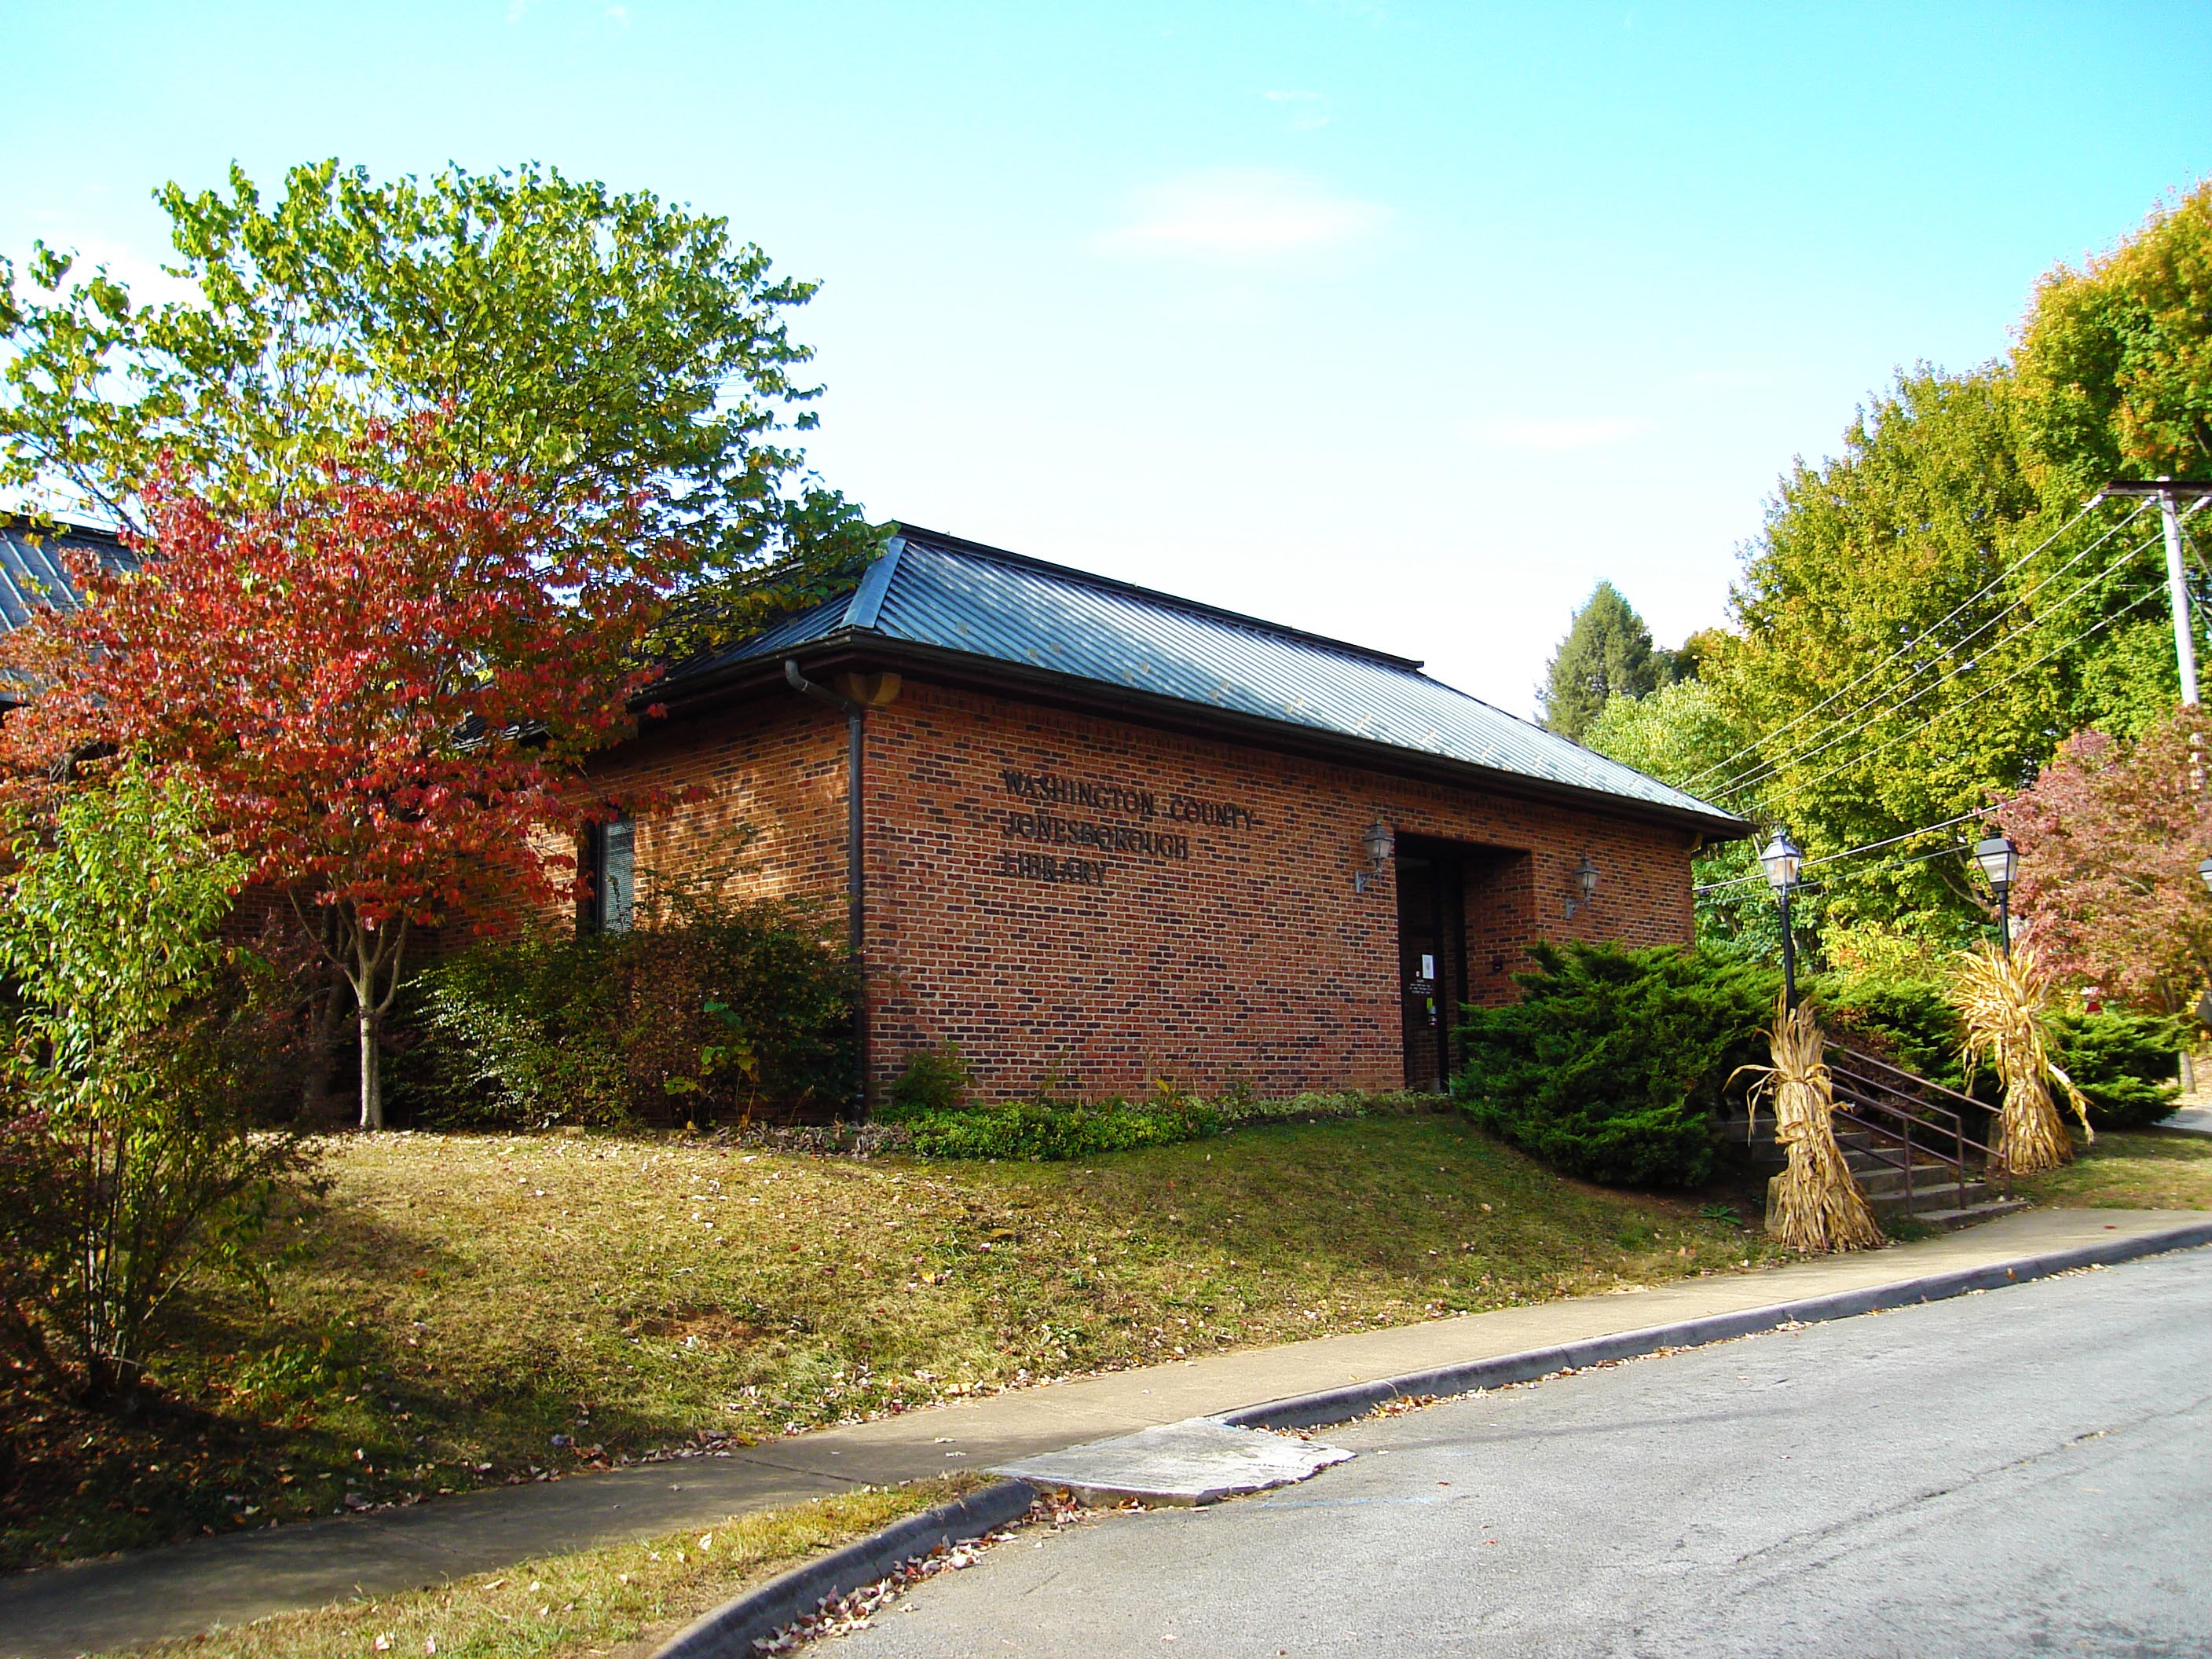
[1704,185,2212,952]
[2016,178,2212,489]
[1584,679,1776,955]
[1539,581,1662,742]
[1711,367,2190,947]
[0,764,304,1404]
[0,159,880,636]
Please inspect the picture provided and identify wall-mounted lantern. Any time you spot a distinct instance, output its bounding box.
[1356,820,1395,893]
[1564,854,1599,917]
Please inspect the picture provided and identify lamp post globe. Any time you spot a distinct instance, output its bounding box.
[1973,835,2019,892]
[2198,855,2212,895]
[1759,831,1803,1008]
[1974,834,2019,958]
[1759,832,1803,895]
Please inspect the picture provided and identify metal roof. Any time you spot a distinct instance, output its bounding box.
[690,526,1745,832]
[0,517,134,635]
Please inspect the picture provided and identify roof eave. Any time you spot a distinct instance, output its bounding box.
[650,632,1752,844]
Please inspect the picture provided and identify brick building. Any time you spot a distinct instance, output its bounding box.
[583,527,1747,1104]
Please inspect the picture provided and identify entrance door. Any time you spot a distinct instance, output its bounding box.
[1396,847,1467,1091]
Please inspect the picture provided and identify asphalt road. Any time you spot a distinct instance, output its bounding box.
[840,1248,2212,1658]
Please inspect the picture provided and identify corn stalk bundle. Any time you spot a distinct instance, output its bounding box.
[1740,997,1884,1253]
[1947,943,2090,1176]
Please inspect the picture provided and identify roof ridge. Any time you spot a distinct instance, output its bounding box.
[888,522,1427,673]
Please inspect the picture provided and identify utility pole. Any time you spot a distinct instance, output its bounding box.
[2094,478,2212,705]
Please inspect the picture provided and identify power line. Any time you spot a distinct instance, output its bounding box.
[1711,525,2168,812]
[1676,496,2126,794]
[1694,840,1972,896]
[1690,813,1990,895]
[1696,508,2159,806]
[1771,575,2173,803]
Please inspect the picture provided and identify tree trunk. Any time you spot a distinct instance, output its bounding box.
[358,1006,383,1130]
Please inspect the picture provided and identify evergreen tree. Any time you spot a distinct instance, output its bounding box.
[1539,581,1661,741]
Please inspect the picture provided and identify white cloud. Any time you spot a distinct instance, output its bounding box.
[1095,168,1386,262]
[1474,416,1654,452]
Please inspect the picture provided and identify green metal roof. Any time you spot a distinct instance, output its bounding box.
[696,526,1749,833]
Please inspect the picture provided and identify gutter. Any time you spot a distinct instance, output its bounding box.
[784,659,870,1115]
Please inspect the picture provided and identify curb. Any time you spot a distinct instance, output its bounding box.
[650,1478,1036,1659]
[1214,1218,2212,1430]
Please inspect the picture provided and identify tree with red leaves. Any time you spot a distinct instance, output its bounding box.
[1996,707,2212,1012]
[0,419,683,1126]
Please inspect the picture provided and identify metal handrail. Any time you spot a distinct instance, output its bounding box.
[1828,1060,2007,1172]
[1829,1043,1988,1114]
[1828,1074,2013,1205]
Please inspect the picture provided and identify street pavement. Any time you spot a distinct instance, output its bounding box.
[840,1248,2212,1658]
[2,1208,2200,1657]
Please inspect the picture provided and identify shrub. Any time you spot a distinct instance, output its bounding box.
[0,765,309,1405]
[884,1042,971,1120]
[901,1090,1221,1161]
[401,890,855,1127]
[1811,969,1986,1100]
[1453,941,1779,1188]
[2046,1009,2188,1130]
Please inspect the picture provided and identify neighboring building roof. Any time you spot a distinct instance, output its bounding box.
[0,515,134,635]
[680,525,1748,837]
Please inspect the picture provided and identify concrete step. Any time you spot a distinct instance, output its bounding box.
[1854,1163,1975,1199]
[1868,1180,1999,1215]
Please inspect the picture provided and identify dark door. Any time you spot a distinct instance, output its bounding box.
[1397,847,1467,1090]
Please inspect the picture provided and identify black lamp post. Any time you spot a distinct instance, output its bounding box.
[1973,835,2020,958]
[1760,831,1804,1009]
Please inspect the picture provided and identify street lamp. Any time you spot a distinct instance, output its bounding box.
[2198,855,2212,895]
[1760,831,1804,1008]
[1973,834,2019,958]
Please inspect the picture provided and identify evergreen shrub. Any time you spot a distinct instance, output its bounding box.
[2045,1009,2188,1130]
[1452,941,1778,1188]
[401,891,855,1127]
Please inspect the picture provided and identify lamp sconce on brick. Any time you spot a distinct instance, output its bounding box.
[1563,853,1599,917]
[1355,819,1395,893]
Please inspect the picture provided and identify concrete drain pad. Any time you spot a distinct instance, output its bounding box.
[992,1418,1355,1506]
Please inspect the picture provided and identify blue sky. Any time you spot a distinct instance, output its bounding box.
[5,2,2209,712]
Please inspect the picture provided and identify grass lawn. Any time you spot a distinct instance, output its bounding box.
[95,1477,982,1659]
[2012,1128,2212,1210]
[3,1111,1785,1569]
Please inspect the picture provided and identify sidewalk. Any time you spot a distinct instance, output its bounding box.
[5,1207,2207,1658]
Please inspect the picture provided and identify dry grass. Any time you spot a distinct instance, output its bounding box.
[1949,943,2091,1174]
[2012,1129,2212,1210]
[4,1113,1782,1568]
[1741,999,1882,1253]
[93,1477,980,1659]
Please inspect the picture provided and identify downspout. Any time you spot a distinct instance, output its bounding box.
[785,659,869,1114]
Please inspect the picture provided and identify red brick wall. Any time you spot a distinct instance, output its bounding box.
[581,697,849,921]
[857,679,1697,1101]
[578,676,1699,1103]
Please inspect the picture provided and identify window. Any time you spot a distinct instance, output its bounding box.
[595,817,635,934]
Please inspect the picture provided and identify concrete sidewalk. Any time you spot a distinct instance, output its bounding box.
[2,1206,2204,1658]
